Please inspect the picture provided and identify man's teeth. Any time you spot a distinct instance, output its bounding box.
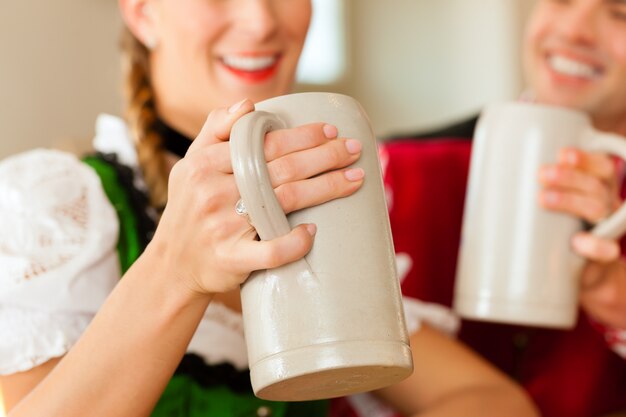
[223,55,276,71]
[548,55,599,79]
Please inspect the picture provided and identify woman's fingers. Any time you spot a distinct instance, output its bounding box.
[267,138,362,186]
[189,133,362,183]
[232,224,317,272]
[161,99,366,295]
[264,123,338,161]
[274,167,365,213]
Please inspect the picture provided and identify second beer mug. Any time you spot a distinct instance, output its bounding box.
[454,102,626,329]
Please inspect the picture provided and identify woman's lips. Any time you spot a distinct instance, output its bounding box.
[220,54,281,83]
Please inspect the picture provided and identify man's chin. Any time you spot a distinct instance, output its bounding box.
[534,90,594,112]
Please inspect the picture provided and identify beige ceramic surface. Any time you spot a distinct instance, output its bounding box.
[454,102,626,329]
[229,93,413,401]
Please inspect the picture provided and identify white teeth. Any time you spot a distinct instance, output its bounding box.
[222,55,276,71]
[548,55,599,79]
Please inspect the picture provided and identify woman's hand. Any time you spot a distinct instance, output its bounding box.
[539,147,626,329]
[148,99,365,297]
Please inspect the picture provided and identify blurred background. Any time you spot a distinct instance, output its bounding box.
[0,0,535,159]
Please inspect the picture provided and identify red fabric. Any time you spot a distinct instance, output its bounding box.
[328,398,359,417]
[374,138,626,417]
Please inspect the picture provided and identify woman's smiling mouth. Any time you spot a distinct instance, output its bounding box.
[220,54,281,83]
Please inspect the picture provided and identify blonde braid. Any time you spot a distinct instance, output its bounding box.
[120,28,169,210]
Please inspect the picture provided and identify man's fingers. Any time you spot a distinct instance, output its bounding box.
[539,165,608,198]
[572,232,621,264]
[539,189,611,223]
[558,147,616,182]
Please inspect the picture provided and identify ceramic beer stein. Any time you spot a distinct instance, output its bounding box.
[230,92,413,401]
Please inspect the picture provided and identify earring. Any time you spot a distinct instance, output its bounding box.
[144,35,158,51]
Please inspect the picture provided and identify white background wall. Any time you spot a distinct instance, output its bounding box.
[336,0,535,136]
[0,0,123,158]
[0,0,534,159]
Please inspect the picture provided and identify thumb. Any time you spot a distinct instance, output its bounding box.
[235,223,318,272]
[188,99,255,153]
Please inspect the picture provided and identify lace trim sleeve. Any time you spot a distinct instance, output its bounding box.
[0,149,120,312]
[0,305,93,375]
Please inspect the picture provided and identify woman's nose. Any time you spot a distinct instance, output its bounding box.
[234,0,279,41]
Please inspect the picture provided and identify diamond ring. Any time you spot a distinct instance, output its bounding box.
[235,198,247,216]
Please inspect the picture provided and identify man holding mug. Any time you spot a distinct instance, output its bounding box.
[382,0,626,416]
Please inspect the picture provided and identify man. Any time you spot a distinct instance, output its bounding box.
[382,0,626,416]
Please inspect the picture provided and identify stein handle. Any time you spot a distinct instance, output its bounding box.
[230,111,293,240]
[584,129,626,239]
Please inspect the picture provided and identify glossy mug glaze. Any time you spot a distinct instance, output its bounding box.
[230,92,413,401]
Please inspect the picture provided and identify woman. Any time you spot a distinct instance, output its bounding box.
[0,1,537,416]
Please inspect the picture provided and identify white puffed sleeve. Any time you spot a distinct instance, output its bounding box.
[402,296,460,337]
[395,252,460,336]
[0,149,120,374]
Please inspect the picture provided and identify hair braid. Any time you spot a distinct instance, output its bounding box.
[120,28,169,210]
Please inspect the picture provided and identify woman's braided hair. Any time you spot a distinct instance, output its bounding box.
[120,27,168,210]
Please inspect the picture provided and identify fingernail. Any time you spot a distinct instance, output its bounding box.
[228,98,248,114]
[541,190,559,205]
[573,233,620,265]
[345,139,362,154]
[572,234,585,249]
[560,149,578,166]
[540,166,558,181]
[344,167,365,181]
[323,124,338,139]
[305,224,317,236]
